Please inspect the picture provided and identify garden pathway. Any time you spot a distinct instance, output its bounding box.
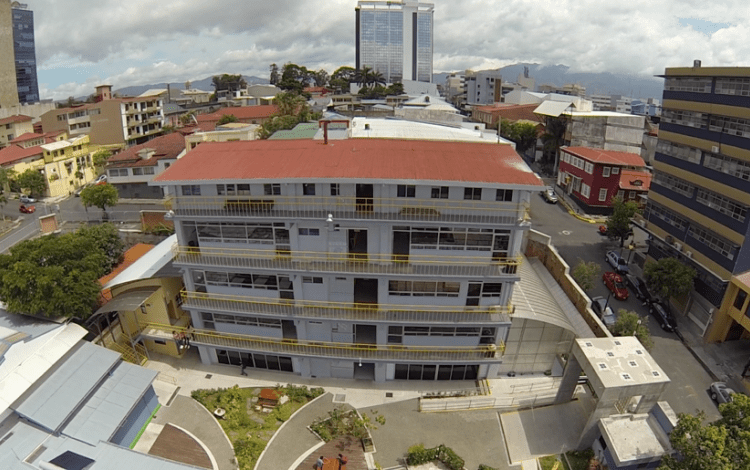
[295,436,369,470]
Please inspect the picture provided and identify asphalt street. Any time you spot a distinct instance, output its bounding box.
[529,190,721,420]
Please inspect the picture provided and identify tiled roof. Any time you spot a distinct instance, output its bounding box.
[198,105,279,122]
[563,147,646,167]
[618,170,652,191]
[0,134,57,166]
[153,139,542,187]
[107,132,186,168]
[0,114,32,125]
[10,132,45,143]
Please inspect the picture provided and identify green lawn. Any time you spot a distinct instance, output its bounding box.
[563,449,595,470]
[192,384,324,470]
[539,455,563,470]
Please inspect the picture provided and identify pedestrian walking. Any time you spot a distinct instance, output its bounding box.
[315,456,324,470]
[240,360,248,376]
[337,454,348,469]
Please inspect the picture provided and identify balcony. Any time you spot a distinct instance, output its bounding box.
[173,246,521,278]
[166,195,529,227]
[180,290,513,324]
[137,323,504,362]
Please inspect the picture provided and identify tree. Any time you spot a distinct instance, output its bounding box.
[217,114,239,125]
[92,149,112,173]
[658,394,750,469]
[0,224,125,319]
[269,63,280,85]
[540,117,567,168]
[499,119,539,156]
[0,167,15,193]
[572,259,601,292]
[278,63,311,94]
[605,197,638,247]
[15,169,46,196]
[330,66,356,93]
[257,90,321,139]
[610,310,653,350]
[312,69,329,87]
[644,257,697,302]
[77,223,124,272]
[211,74,247,95]
[81,183,119,215]
[179,111,196,126]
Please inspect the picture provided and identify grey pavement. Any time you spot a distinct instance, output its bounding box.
[255,393,341,470]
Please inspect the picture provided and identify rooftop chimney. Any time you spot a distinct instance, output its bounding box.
[137,148,156,160]
[693,60,702,68]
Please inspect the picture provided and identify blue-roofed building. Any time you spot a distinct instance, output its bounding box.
[0,315,199,469]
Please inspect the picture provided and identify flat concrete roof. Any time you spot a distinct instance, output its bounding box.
[576,337,669,389]
[598,413,671,467]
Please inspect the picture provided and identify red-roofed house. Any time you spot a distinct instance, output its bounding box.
[195,105,278,129]
[0,115,34,148]
[148,138,548,382]
[558,146,649,213]
[105,132,187,199]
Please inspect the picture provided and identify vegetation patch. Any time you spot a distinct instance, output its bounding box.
[538,454,563,470]
[192,384,324,470]
[562,449,595,470]
[310,406,385,442]
[406,443,465,470]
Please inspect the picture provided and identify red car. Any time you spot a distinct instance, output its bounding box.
[603,271,629,300]
[19,204,35,214]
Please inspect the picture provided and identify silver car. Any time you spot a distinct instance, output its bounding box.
[710,382,735,404]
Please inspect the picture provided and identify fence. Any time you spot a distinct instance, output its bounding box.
[418,391,559,412]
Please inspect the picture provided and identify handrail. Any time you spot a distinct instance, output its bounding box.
[139,322,505,361]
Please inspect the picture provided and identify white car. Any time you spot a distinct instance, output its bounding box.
[541,188,558,204]
[591,296,616,328]
[95,174,107,184]
[710,382,735,404]
[20,195,36,204]
[606,250,629,274]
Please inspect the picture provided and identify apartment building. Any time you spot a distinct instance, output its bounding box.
[151,138,543,381]
[41,85,165,146]
[0,113,32,147]
[465,69,503,106]
[635,63,750,340]
[355,0,434,83]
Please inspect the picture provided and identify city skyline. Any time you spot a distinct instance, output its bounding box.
[19,0,749,101]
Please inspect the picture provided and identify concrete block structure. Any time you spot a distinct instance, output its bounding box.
[0,0,19,108]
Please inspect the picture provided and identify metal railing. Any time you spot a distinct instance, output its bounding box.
[138,322,504,362]
[173,245,521,277]
[165,195,528,226]
[180,290,513,323]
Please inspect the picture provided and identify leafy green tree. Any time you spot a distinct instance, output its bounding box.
[355,66,386,91]
[211,74,247,95]
[312,69,329,87]
[0,224,125,318]
[644,257,697,302]
[659,394,750,470]
[330,66,356,93]
[571,259,601,292]
[269,63,280,85]
[179,111,196,126]
[606,197,638,247]
[77,223,124,272]
[258,92,320,139]
[499,119,539,155]
[81,183,119,214]
[386,81,405,95]
[15,169,46,196]
[92,149,112,173]
[278,63,311,94]
[217,114,239,125]
[540,116,567,167]
[610,310,653,350]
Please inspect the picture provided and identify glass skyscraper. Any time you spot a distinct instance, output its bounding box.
[12,2,39,104]
[355,1,433,84]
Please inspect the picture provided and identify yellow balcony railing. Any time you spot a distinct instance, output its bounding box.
[138,322,505,362]
[173,245,521,277]
[180,290,513,323]
[165,195,528,226]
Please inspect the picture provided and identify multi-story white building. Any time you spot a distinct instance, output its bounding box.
[465,69,503,106]
[355,0,434,83]
[152,138,544,382]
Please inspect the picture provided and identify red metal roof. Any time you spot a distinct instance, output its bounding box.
[154,139,542,186]
[0,133,60,166]
[197,105,279,124]
[108,132,186,168]
[563,147,645,167]
[0,114,32,125]
[10,132,46,143]
[472,104,543,123]
[618,170,652,191]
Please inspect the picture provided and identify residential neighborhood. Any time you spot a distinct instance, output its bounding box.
[0,1,748,470]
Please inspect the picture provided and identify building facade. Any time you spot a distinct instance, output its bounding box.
[557,147,650,214]
[0,0,19,108]
[0,113,32,147]
[11,1,39,104]
[152,138,542,382]
[465,69,503,106]
[636,64,750,337]
[355,0,434,83]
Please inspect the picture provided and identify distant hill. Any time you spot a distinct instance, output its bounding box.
[113,75,269,98]
[434,63,665,100]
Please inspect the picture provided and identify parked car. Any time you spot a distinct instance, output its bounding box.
[603,272,629,300]
[541,188,558,204]
[649,301,677,332]
[710,381,735,404]
[19,204,35,214]
[95,174,107,183]
[19,195,35,204]
[625,274,654,303]
[591,296,617,328]
[606,250,629,274]
[598,225,608,236]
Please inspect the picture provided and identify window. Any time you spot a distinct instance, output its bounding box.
[397,185,415,197]
[644,203,689,231]
[431,186,449,199]
[612,167,620,175]
[330,183,340,196]
[616,190,624,200]
[264,183,281,195]
[658,140,702,164]
[602,167,611,177]
[704,152,750,180]
[665,77,711,93]
[302,276,323,284]
[598,188,607,202]
[734,290,747,310]
[687,225,737,260]
[495,189,513,202]
[108,168,128,177]
[388,280,460,297]
[584,162,594,174]
[716,77,750,97]
[696,189,747,222]
[662,109,707,129]
[628,190,636,199]
[581,183,590,198]
[464,187,482,200]
[302,183,316,196]
[143,167,155,175]
[236,183,250,194]
[653,173,695,198]
[298,228,320,236]
[181,185,201,196]
[133,168,143,175]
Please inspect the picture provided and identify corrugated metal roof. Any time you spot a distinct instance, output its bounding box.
[15,342,120,432]
[102,234,177,289]
[533,100,577,117]
[94,287,159,315]
[563,147,646,166]
[62,361,157,444]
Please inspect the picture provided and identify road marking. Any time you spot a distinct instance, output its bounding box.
[561,230,572,236]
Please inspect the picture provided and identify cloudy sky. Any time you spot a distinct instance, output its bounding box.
[30,0,748,101]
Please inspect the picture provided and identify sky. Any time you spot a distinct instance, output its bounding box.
[27,0,750,101]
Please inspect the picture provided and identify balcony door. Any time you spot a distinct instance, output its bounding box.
[356,184,373,212]
[348,229,368,261]
[392,230,410,262]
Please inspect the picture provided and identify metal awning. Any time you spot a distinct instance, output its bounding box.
[94,288,159,315]
[533,100,577,117]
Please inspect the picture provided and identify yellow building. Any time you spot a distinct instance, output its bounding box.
[706,272,750,342]
[0,114,33,148]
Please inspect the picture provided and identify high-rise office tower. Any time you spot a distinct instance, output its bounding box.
[11,2,39,104]
[0,0,19,107]
[355,0,434,84]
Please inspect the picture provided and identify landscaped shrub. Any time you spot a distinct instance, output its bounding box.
[281,384,325,402]
[478,465,498,470]
[406,444,465,470]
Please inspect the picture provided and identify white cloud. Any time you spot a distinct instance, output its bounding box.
[27,0,750,100]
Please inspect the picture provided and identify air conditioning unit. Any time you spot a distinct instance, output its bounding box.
[712,145,720,153]
[685,251,692,258]
[673,242,682,251]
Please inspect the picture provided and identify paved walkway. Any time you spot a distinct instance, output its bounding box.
[294,436,368,470]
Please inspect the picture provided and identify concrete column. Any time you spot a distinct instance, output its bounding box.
[635,394,660,415]
[554,354,581,404]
